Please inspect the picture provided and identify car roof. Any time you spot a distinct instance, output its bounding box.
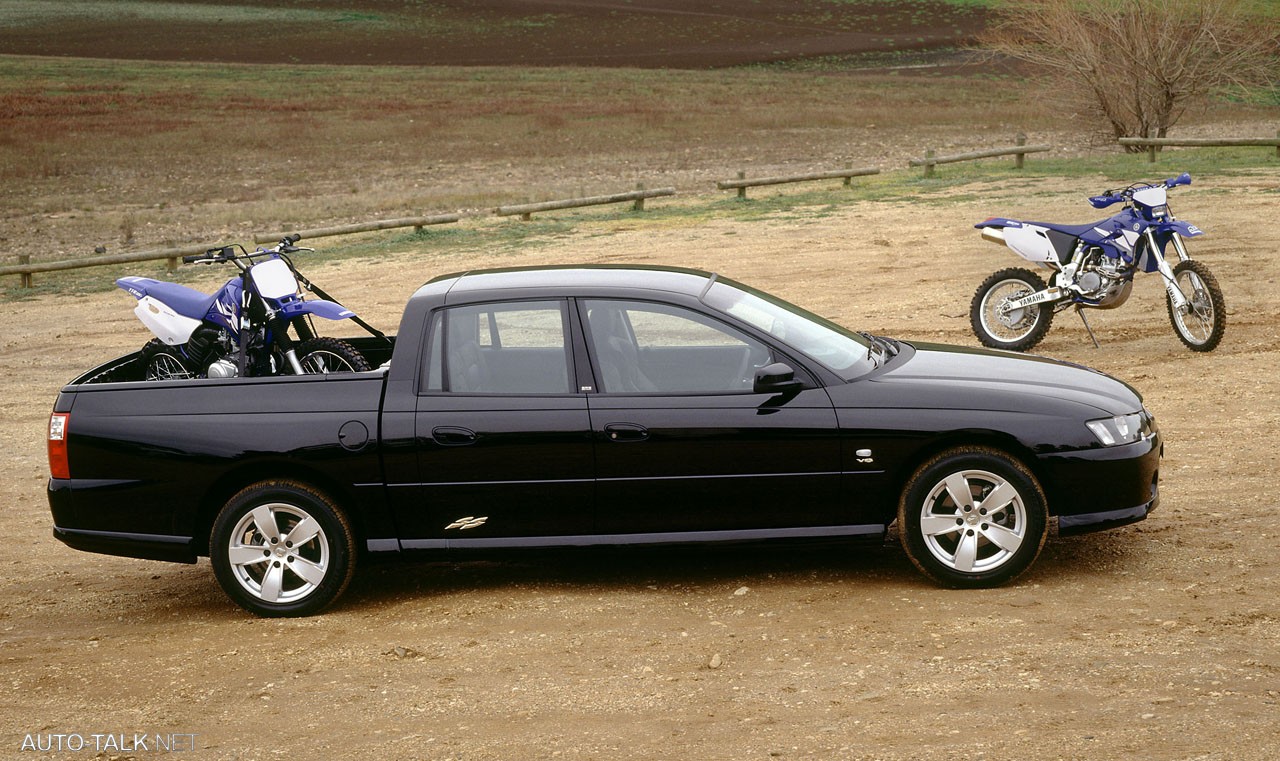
[428,264,716,299]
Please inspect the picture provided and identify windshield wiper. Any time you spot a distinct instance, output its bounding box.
[857,331,885,365]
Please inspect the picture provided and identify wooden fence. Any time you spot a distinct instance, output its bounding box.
[0,214,463,288]
[1118,133,1280,162]
[253,213,461,244]
[495,185,675,220]
[909,134,1050,177]
[716,164,880,199]
[0,243,218,288]
[3,188,681,287]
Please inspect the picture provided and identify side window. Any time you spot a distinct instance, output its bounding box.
[424,313,444,391]
[583,300,772,394]
[423,301,572,395]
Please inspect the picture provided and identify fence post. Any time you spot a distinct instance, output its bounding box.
[843,162,853,187]
[166,256,178,272]
[924,149,936,178]
[19,254,32,288]
[633,182,645,212]
[736,171,747,199]
[1276,129,1279,159]
[1015,133,1027,169]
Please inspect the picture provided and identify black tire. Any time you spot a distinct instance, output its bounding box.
[1165,259,1225,352]
[898,447,1048,588]
[296,337,371,374]
[139,338,194,381]
[210,480,357,617]
[970,268,1054,352]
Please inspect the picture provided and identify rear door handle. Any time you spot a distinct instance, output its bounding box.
[603,423,649,443]
[432,426,477,446]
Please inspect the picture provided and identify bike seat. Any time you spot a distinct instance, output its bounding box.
[118,276,217,320]
[1024,220,1102,237]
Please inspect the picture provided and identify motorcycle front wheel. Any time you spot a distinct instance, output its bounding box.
[296,337,371,373]
[1165,260,1225,352]
[970,268,1054,352]
[139,338,195,381]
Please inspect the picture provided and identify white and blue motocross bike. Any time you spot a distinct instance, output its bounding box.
[116,235,373,380]
[971,172,1225,352]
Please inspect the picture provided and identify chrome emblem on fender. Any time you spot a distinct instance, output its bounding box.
[445,516,488,531]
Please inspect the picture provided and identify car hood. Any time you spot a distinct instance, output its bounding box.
[841,341,1143,417]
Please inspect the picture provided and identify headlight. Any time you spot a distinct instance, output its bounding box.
[1086,412,1144,446]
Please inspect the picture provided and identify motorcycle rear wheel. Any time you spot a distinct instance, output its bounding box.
[296,337,371,373]
[970,268,1054,352]
[139,338,195,381]
[1165,260,1225,352]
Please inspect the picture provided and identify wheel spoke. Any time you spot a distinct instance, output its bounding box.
[285,516,321,548]
[920,515,965,537]
[978,480,1019,514]
[289,556,327,587]
[943,473,974,511]
[980,522,1024,554]
[259,562,285,602]
[228,545,269,567]
[953,531,979,573]
[250,506,278,543]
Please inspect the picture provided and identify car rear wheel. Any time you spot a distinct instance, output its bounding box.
[898,447,1048,588]
[210,480,356,617]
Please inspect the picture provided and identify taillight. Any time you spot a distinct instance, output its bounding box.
[48,413,70,479]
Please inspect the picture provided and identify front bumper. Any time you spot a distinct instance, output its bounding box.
[1036,427,1162,535]
[1057,487,1158,536]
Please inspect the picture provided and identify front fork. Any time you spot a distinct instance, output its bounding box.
[1148,230,1190,311]
[268,316,307,374]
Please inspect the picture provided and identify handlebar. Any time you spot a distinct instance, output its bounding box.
[181,235,310,266]
[1089,172,1191,208]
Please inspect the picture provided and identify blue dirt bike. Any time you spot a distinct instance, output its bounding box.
[971,172,1225,352]
[116,235,374,379]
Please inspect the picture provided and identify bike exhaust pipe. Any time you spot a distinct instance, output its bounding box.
[980,227,1007,245]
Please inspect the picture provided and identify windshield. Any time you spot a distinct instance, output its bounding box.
[703,277,877,380]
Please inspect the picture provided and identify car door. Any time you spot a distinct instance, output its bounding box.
[580,298,845,535]
[394,299,595,546]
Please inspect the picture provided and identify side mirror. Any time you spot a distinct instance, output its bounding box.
[754,362,803,394]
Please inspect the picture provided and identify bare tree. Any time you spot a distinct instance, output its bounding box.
[982,0,1279,150]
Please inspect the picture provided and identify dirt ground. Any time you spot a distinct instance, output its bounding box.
[1,172,1278,760]
[0,0,984,68]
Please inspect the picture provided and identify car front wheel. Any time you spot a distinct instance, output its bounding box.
[210,480,357,617]
[898,447,1048,588]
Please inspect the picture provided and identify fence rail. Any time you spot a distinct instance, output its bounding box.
[716,165,880,199]
[0,243,220,287]
[2,214,463,288]
[910,134,1049,177]
[1118,133,1280,162]
[253,213,461,244]
[495,186,675,220]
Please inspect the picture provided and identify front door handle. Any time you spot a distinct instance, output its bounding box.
[603,423,649,443]
[432,426,478,446]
